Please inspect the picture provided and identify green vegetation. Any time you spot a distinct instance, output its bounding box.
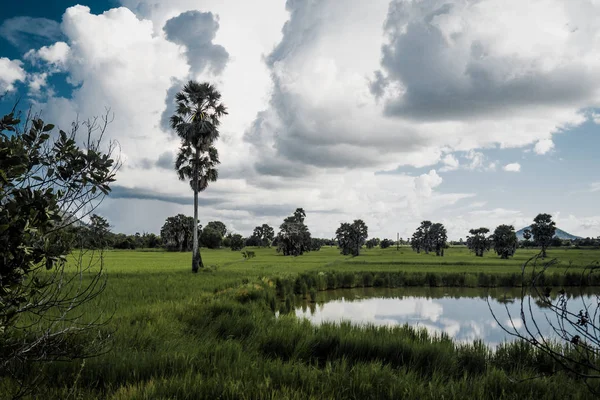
[5,246,600,399]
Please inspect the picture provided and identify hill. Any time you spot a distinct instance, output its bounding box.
[516,226,581,241]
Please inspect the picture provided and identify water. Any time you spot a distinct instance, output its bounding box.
[295,287,600,346]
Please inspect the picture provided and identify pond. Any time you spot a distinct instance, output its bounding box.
[295,287,600,346]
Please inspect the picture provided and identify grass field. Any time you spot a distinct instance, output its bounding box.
[6,246,600,399]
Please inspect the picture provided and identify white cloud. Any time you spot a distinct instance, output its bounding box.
[414,170,443,198]
[28,72,49,94]
[503,163,521,172]
[440,154,459,172]
[534,139,555,155]
[589,182,600,192]
[469,201,487,208]
[25,41,70,71]
[16,0,600,238]
[0,57,26,92]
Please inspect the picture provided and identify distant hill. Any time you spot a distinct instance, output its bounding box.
[516,226,581,241]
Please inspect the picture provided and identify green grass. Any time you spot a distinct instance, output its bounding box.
[4,246,600,399]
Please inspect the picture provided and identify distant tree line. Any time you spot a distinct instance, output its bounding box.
[76,211,589,262]
[464,213,561,259]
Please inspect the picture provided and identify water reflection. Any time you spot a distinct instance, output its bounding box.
[295,287,600,346]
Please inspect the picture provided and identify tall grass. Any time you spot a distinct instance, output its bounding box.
[4,247,600,399]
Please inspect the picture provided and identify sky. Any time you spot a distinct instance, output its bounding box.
[1,0,600,240]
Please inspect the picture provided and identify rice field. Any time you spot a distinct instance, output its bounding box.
[5,246,600,399]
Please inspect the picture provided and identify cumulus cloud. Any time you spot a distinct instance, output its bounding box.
[35,5,190,190]
[25,42,70,71]
[0,17,64,49]
[503,163,521,172]
[16,0,599,238]
[28,72,49,95]
[414,170,443,197]
[163,11,229,76]
[0,58,26,92]
[375,0,600,120]
[534,139,555,155]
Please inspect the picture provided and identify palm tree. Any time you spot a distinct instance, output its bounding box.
[170,81,227,272]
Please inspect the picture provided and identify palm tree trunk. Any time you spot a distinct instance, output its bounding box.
[192,150,201,273]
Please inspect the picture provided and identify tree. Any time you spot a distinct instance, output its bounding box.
[88,214,111,249]
[227,233,245,251]
[0,109,119,396]
[160,214,196,251]
[430,223,447,256]
[200,226,222,249]
[206,220,227,237]
[142,232,161,248]
[366,237,380,249]
[551,236,563,247]
[466,227,491,257]
[277,208,312,256]
[245,235,262,247]
[411,221,433,254]
[492,224,517,259]
[336,219,369,256]
[253,224,275,247]
[380,239,393,249]
[531,213,556,258]
[522,228,532,241]
[170,80,227,273]
[310,238,324,251]
[411,221,446,256]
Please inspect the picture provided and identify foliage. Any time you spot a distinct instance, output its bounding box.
[227,233,245,251]
[466,228,491,257]
[0,108,118,397]
[252,224,275,247]
[531,213,557,258]
[412,221,447,256]
[200,226,223,249]
[310,238,324,251]
[160,214,196,251]
[17,247,600,399]
[170,80,227,272]
[430,223,448,256]
[277,208,312,256]
[366,237,380,249]
[492,225,517,259]
[206,221,227,237]
[241,250,256,259]
[245,235,262,247]
[380,239,394,249]
[87,214,111,249]
[336,219,369,256]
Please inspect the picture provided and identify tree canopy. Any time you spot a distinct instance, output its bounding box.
[531,213,556,258]
[160,214,196,252]
[277,208,312,256]
[252,224,275,247]
[411,221,447,256]
[492,224,517,259]
[466,227,491,257]
[0,109,118,394]
[336,219,369,256]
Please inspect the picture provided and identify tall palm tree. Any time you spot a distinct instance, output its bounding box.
[170,81,227,272]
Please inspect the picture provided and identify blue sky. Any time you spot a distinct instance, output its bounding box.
[1,0,599,240]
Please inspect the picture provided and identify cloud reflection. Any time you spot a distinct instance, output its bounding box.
[295,291,598,345]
